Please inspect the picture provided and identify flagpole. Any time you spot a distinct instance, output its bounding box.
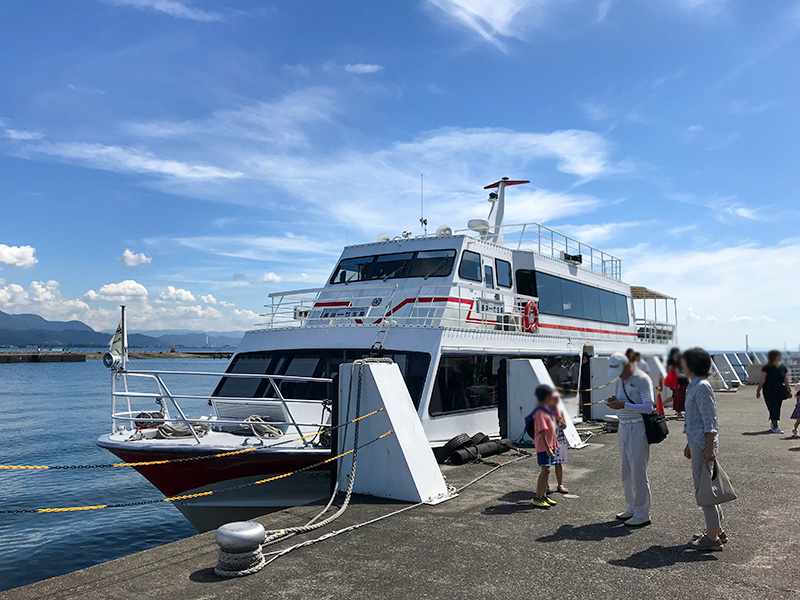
[120,305,127,371]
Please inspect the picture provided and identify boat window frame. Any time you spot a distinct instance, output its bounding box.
[329,249,457,285]
[515,269,631,326]
[495,258,513,288]
[458,249,483,282]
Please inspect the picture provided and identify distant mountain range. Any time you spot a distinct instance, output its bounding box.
[0,310,243,349]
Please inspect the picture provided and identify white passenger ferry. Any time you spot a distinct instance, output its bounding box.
[97,178,678,530]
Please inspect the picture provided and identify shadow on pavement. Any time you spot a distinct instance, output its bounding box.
[189,568,224,583]
[609,544,718,569]
[537,521,634,543]
[741,431,774,436]
[482,490,537,515]
[789,447,800,451]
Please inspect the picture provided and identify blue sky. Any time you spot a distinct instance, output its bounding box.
[1,0,799,349]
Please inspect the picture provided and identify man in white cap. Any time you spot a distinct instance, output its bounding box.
[606,351,655,527]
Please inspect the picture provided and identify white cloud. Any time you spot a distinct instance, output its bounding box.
[622,240,800,349]
[123,87,335,148]
[157,285,196,302]
[0,280,102,325]
[27,141,242,180]
[597,0,613,22]
[343,63,384,74]
[426,0,545,50]
[677,0,727,14]
[84,280,148,302]
[0,244,37,268]
[556,221,644,245]
[261,272,282,283]
[105,0,220,21]
[118,248,152,267]
[232,309,262,327]
[201,293,217,304]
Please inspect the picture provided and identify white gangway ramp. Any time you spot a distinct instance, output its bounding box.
[506,359,587,449]
[337,360,452,504]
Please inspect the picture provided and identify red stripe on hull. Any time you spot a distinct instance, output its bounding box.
[108,449,327,497]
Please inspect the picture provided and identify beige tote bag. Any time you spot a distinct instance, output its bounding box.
[696,460,737,506]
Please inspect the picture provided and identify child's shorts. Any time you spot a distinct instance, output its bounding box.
[537,452,555,467]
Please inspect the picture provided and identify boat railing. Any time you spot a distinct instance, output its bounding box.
[635,318,677,344]
[457,222,623,280]
[111,369,333,445]
[258,281,538,333]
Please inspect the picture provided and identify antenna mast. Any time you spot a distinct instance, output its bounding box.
[419,174,427,236]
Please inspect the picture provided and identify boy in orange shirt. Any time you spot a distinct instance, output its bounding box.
[532,384,560,509]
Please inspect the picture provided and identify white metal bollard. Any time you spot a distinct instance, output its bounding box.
[214,521,266,577]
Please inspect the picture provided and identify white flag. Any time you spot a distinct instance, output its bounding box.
[109,315,127,358]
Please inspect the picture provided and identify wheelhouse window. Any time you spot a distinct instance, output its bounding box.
[458,250,482,282]
[495,259,512,288]
[214,349,432,409]
[407,250,457,278]
[330,250,456,284]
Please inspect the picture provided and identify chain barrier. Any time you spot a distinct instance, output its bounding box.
[0,408,385,471]
[0,430,393,515]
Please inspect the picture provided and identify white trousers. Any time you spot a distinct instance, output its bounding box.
[618,421,651,520]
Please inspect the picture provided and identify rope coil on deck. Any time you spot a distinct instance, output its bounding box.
[0,408,385,471]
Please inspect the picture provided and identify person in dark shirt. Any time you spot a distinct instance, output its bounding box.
[757,350,794,434]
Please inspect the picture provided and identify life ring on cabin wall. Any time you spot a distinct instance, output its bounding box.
[522,300,539,333]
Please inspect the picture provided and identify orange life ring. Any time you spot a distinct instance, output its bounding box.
[522,300,539,333]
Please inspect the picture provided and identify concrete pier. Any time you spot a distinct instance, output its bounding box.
[0,353,85,363]
[4,385,800,600]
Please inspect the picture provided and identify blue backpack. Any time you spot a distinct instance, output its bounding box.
[524,406,553,440]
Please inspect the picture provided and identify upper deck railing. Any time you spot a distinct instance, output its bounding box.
[456,222,623,280]
[258,281,537,334]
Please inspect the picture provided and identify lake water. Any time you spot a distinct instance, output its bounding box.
[0,357,230,592]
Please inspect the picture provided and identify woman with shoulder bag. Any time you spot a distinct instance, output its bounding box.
[682,347,726,551]
[757,350,793,434]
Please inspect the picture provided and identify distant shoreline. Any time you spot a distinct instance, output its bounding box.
[85,351,233,360]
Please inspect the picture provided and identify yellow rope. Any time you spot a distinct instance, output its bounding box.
[37,505,107,513]
[19,430,394,514]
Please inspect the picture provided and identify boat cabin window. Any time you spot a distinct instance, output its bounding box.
[458,250,482,282]
[514,269,630,326]
[429,354,500,415]
[484,265,494,288]
[213,349,432,409]
[330,250,456,284]
[429,353,582,416]
[515,269,536,297]
[495,259,512,288]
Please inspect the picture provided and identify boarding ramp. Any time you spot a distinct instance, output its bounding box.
[708,359,730,392]
[713,354,741,387]
[505,359,586,449]
[336,359,451,504]
[726,353,749,384]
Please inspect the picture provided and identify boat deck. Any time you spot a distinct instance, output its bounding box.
[7,385,800,600]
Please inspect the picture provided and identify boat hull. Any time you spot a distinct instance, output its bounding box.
[103,445,332,531]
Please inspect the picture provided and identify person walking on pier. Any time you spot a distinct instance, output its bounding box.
[681,347,726,551]
[606,352,654,527]
[757,350,794,434]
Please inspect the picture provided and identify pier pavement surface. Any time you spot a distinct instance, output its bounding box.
[5,385,800,600]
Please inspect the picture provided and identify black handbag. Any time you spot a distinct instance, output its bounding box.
[622,380,669,444]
